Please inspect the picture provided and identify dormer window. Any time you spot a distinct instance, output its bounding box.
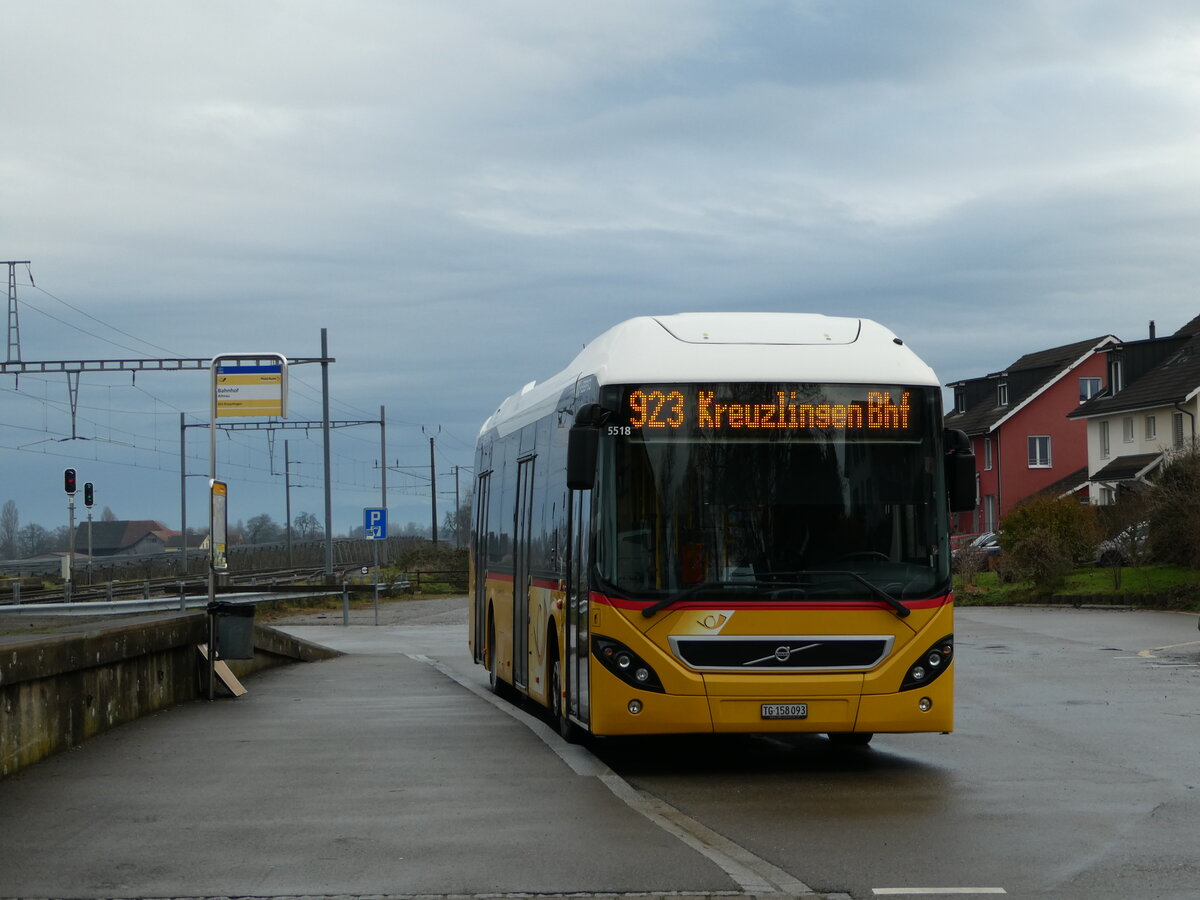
[996,381,1009,407]
[954,385,966,414]
[1109,354,1124,393]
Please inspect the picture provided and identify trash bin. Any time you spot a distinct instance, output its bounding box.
[207,600,256,660]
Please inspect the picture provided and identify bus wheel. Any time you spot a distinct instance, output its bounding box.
[549,653,580,744]
[487,615,506,698]
[826,732,873,747]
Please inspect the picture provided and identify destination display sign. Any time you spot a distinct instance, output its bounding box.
[612,383,924,438]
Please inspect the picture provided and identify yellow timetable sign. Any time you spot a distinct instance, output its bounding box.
[215,363,286,418]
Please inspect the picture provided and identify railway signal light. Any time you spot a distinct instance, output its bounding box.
[83,482,94,508]
[64,468,77,495]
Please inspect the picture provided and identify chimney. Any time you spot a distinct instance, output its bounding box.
[1149,320,1156,339]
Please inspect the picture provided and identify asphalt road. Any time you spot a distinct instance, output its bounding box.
[1,597,1197,900]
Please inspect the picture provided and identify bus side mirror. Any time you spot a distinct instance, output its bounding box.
[566,403,609,491]
[944,428,977,512]
[567,426,598,490]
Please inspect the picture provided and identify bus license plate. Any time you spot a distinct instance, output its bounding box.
[761,703,807,719]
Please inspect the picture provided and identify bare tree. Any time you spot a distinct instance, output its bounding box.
[17,523,52,557]
[442,493,473,547]
[245,513,283,544]
[293,511,322,539]
[1,500,18,559]
[1147,445,1200,567]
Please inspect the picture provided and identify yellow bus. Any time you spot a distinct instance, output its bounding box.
[470,313,975,745]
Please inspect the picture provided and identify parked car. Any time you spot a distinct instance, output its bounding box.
[952,531,1002,570]
[1092,522,1150,567]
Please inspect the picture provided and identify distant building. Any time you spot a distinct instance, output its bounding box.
[945,334,1118,534]
[1069,316,1200,503]
[72,520,179,557]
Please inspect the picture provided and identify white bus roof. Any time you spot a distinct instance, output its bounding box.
[481,313,939,436]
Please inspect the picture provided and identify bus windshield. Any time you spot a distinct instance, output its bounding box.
[595,382,950,602]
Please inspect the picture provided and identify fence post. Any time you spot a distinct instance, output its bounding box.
[106,582,114,602]
[179,581,187,612]
[12,581,19,604]
[342,582,350,626]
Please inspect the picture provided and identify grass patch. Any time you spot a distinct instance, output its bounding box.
[956,565,1200,610]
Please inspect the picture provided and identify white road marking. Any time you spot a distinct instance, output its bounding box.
[873,889,1007,895]
[415,652,816,896]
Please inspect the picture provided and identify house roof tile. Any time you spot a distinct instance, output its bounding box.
[1091,452,1164,482]
[1070,332,1200,418]
[945,335,1114,434]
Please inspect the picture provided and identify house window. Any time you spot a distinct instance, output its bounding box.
[983,437,993,471]
[1099,485,1115,506]
[1028,435,1052,468]
[1174,412,1185,449]
[1145,415,1156,441]
[954,385,966,414]
[1100,421,1110,459]
[983,495,997,533]
[1109,355,1124,393]
[1122,417,1135,443]
[997,381,1009,406]
[1079,377,1101,402]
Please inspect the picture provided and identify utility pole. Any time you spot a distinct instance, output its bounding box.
[5,260,31,363]
[285,439,293,567]
[321,328,333,577]
[423,426,440,544]
[454,466,461,547]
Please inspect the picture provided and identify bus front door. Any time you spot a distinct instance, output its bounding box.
[566,490,590,727]
[472,472,491,665]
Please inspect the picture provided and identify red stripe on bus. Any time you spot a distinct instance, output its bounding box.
[590,591,951,613]
[481,573,560,590]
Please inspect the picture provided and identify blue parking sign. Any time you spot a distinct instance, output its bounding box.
[364,507,387,540]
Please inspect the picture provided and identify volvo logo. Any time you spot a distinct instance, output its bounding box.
[744,642,821,666]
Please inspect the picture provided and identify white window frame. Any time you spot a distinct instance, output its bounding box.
[1100,421,1110,459]
[1174,412,1185,449]
[997,381,1009,407]
[983,437,993,471]
[1145,415,1156,441]
[1028,435,1052,468]
[1079,376,1101,402]
[1122,417,1135,443]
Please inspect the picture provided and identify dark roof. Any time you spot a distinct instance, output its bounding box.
[1071,331,1200,418]
[1036,466,1090,498]
[1091,453,1163,482]
[945,335,1114,435]
[73,520,175,554]
[1174,314,1200,337]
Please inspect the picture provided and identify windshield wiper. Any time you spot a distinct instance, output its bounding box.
[641,580,755,618]
[640,571,910,619]
[799,569,910,619]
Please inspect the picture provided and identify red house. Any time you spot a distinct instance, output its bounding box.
[945,335,1118,534]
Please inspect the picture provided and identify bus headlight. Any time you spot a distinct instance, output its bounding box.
[593,637,664,693]
[900,634,953,691]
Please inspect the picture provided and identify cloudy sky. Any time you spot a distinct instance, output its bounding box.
[3,0,1199,541]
